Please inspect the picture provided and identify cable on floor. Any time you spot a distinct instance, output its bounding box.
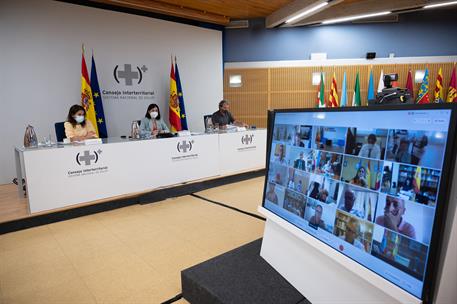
[190,193,266,222]
[161,293,183,304]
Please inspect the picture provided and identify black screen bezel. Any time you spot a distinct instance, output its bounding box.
[261,103,457,303]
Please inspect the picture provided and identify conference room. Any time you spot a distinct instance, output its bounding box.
[1,1,457,304]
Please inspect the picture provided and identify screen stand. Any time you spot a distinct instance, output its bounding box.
[259,207,421,304]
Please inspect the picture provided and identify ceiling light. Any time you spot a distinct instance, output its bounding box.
[286,2,329,24]
[322,11,391,25]
[424,1,457,9]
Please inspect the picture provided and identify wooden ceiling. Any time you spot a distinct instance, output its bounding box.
[88,0,453,26]
[90,0,294,25]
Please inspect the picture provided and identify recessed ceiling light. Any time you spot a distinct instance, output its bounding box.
[286,2,329,24]
[322,11,391,25]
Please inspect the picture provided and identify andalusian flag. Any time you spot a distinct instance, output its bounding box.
[340,72,347,107]
[328,72,339,107]
[416,69,430,104]
[169,59,182,132]
[81,49,98,135]
[317,72,325,108]
[90,54,108,138]
[352,72,361,107]
[367,69,375,101]
[406,70,414,100]
[174,58,188,130]
[433,67,444,103]
[447,66,457,103]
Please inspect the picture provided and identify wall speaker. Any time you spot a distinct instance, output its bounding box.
[366,52,376,59]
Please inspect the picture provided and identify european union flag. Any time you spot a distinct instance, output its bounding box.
[90,55,108,138]
[175,59,188,130]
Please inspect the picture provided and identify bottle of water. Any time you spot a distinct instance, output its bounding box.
[24,125,38,148]
[131,121,140,139]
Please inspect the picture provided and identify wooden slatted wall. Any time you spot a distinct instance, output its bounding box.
[224,62,455,128]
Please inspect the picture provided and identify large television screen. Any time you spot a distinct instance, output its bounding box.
[262,104,457,301]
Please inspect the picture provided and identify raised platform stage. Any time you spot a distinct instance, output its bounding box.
[181,238,310,304]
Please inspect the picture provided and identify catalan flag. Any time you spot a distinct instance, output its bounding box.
[174,58,188,130]
[169,59,181,132]
[90,54,108,138]
[433,67,444,103]
[81,48,98,135]
[447,66,456,103]
[317,72,325,108]
[328,72,339,107]
[416,68,430,104]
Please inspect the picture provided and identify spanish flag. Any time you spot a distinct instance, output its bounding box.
[81,49,98,135]
[169,59,181,132]
[328,72,339,107]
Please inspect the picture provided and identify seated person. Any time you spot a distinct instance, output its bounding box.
[294,152,306,170]
[295,180,303,193]
[317,189,329,203]
[293,133,305,147]
[339,189,364,218]
[64,104,98,142]
[140,104,170,137]
[358,134,381,159]
[309,205,325,229]
[308,182,320,200]
[395,139,411,164]
[350,167,367,187]
[340,218,365,250]
[375,196,416,239]
[211,100,248,129]
[265,182,278,204]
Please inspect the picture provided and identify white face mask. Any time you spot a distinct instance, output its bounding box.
[150,112,158,119]
[74,115,85,123]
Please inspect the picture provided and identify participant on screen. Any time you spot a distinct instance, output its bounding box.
[304,198,337,233]
[337,184,378,221]
[341,155,383,191]
[314,151,343,180]
[271,143,288,165]
[381,161,440,206]
[289,148,315,173]
[334,210,374,253]
[306,173,340,205]
[385,129,447,169]
[345,128,388,160]
[283,189,307,218]
[267,163,288,187]
[312,126,347,153]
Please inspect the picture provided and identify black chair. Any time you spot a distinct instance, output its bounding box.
[203,114,213,130]
[55,122,66,142]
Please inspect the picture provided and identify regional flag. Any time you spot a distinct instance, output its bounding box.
[413,167,421,193]
[352,72,361,107]
[169,60,182,132]
[377,70,384,93]
[446,66,456,103]
[433,67,444,103]
[90,55,108,138]
[340,72,347,107]
[317,72,325,108]
[81,50,98,135]
[174,58,188,130]
[406,70,414,100]
[367,69,375,101]
[416,69,430,104]
[328,72,339,107]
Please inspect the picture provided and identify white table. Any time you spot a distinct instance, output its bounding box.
[15,130,266,214]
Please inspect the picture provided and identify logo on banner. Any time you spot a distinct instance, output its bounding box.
[172,139,198,161]
[76,150,101,166]
[177,140,194,153]
[241,134,254,145]
[238,134,256,152]
[102,62,155,101]
[114,64,148,86]
[68,149,108,177]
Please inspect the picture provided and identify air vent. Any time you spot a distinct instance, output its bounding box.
[225,20,249,29]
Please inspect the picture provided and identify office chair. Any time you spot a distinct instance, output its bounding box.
[54,122,66,142]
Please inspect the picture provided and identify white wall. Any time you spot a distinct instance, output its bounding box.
[0,0,223,184]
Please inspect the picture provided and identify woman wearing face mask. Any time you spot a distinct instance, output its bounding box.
[64,104,98,142]
[140,104,170,138]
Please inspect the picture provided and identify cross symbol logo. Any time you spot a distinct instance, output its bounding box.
[140,65,148,73]
[78,150,97,166]
[177,140,193,153]
[241,134,254,145]
[117,64,139,86]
